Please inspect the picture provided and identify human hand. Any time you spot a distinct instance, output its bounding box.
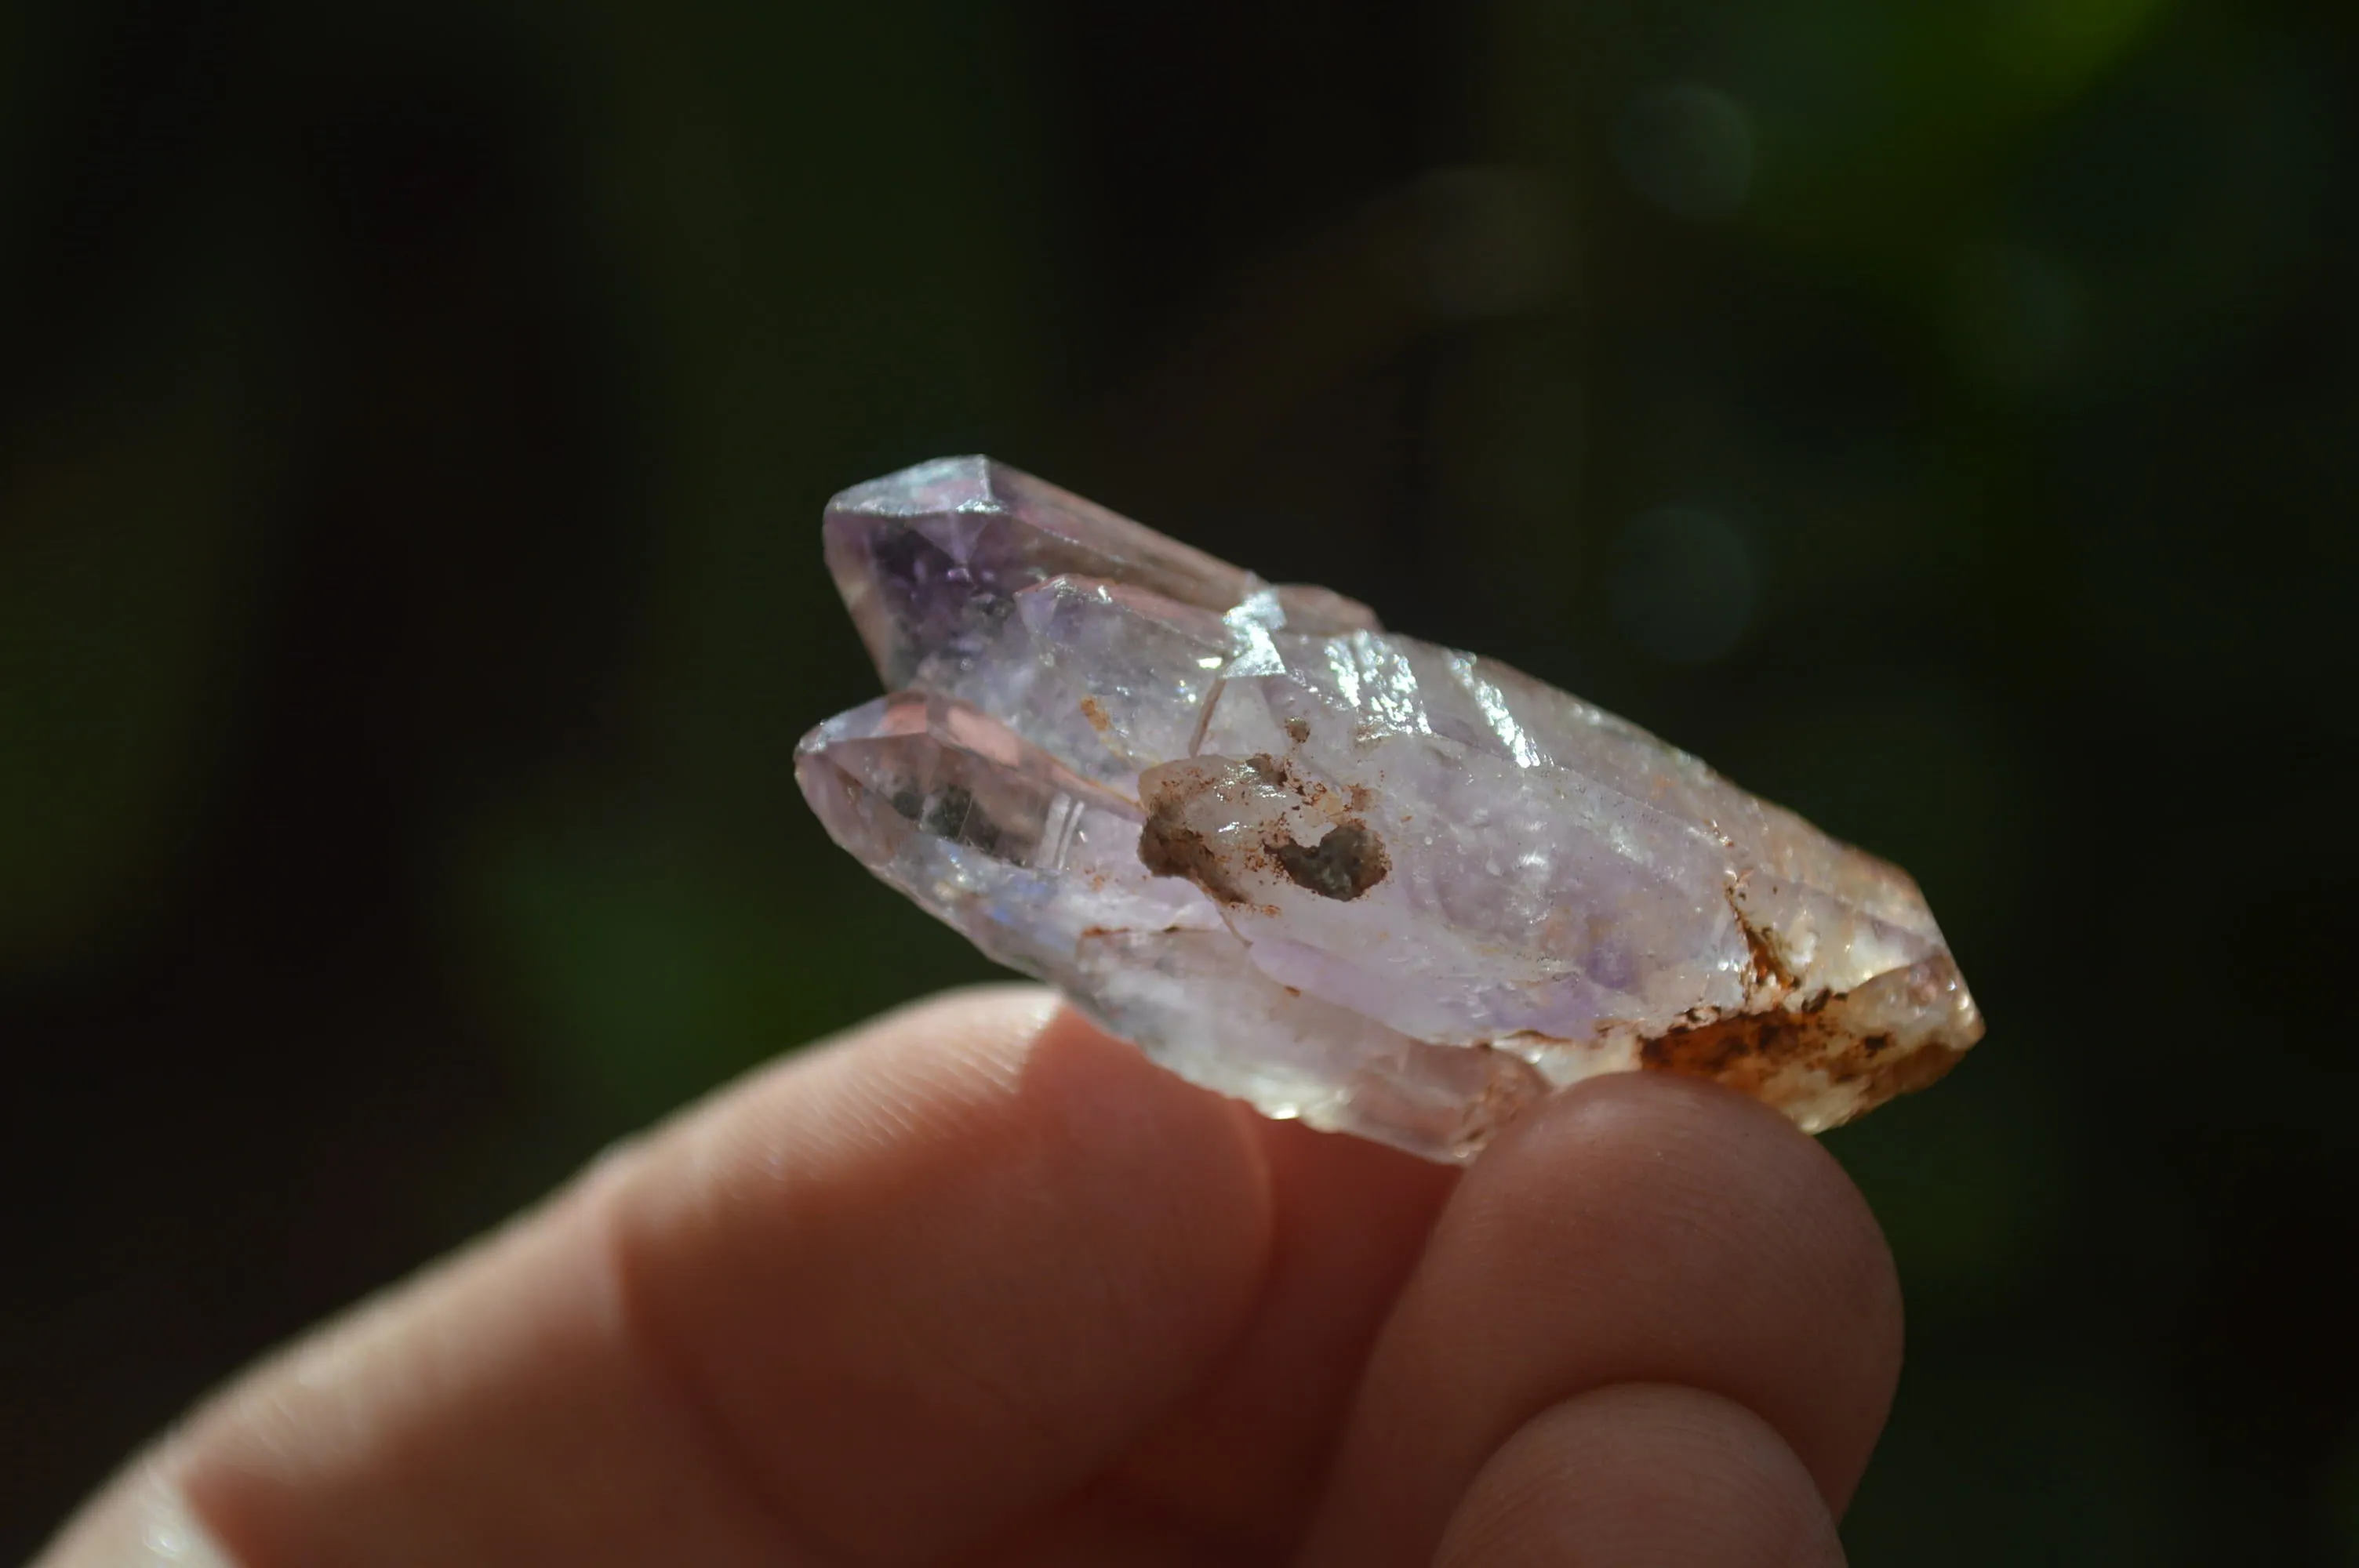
[40,987,1900,1567]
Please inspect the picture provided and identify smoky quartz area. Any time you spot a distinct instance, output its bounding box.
[1136,751,1390,906]
[1137,808,1390,906]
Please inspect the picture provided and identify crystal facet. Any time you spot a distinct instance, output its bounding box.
[798,457,1983,1162]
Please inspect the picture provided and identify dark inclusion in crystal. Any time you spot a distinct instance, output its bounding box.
[1273,822,1390,901]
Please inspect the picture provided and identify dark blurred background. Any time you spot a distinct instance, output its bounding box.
[4,0,2356,1559]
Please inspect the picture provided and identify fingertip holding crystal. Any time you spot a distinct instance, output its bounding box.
[801,456,1983,1163]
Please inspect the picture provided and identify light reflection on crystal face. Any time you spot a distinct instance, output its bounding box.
[800,457,1983,1162]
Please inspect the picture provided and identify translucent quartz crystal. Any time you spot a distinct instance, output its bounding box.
[798,456,1983,1162]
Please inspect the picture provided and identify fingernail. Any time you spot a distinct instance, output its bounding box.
[37,1465,237,1568]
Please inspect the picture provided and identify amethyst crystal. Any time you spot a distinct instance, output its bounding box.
[798,456,1983,1162]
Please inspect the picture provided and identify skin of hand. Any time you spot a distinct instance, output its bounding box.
[38,986,1901,1568]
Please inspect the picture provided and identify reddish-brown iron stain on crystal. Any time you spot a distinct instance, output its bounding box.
[1256,752,1391,900]
[1637,1001,1964,1123]
[1139,815,1250,905]
[1725,881,1797,996]
[1140,753,1392,904]
[1140,763,1265,905]
[1285,716,1312,743]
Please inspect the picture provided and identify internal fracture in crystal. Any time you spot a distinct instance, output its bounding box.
[797,456,1983,1163]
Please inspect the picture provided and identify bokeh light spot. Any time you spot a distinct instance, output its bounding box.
[1607,505,1755,664]
[1951,240,2089,391]
[1615,82,1755,220]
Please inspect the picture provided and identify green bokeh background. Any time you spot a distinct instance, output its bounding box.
[5,1,2356,1559]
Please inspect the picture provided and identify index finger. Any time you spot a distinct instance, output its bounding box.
[67,989,1281,1567]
